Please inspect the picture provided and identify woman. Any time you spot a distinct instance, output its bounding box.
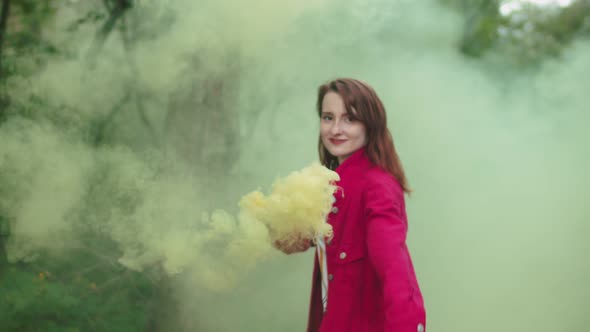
[277,78,426,332]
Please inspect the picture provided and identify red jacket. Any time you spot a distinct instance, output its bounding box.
[307,148,426,332]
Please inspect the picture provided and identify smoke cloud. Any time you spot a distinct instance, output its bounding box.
[1,0,588,331]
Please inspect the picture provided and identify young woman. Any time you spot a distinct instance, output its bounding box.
[277,78,426,332]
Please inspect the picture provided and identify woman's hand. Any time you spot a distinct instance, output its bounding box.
[273,236,313,255]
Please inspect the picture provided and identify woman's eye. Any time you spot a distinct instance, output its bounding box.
[322,115,333,121]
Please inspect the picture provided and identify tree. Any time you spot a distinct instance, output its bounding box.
[0,1,246,331]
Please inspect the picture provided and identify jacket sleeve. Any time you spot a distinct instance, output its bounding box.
[364,175,415,332]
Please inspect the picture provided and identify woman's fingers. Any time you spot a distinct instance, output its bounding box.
[273,237,312,254]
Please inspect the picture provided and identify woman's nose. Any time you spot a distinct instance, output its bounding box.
[330,121,342,134]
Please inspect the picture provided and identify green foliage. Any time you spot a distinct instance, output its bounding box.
[0,4,166,330]
[443,0,590,66]
[461,12,504,57]
[492,1,590,66]
[7,0,56,51]
[0,259,154,332]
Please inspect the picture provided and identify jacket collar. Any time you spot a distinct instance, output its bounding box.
[335,147,371,176]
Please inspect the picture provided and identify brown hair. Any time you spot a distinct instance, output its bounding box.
[317,78,411,193]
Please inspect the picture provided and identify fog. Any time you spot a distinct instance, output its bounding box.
[1,0,588,331]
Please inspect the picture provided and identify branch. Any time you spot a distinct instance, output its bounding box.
[119,14,160,147]
[94,89,131,145]
[86,0,132,65]
[73,244,123,269]
[95,269,132,291]
[101,0,113,12]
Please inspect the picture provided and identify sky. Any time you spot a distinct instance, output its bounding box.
[500,0,575,16]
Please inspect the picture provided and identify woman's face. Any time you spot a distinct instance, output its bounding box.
[320,92,367,164]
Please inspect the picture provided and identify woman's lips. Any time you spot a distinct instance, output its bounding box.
[329,139,347,145]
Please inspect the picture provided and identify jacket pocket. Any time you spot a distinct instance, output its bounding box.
[333,244,365,265]
[331,244,366,292]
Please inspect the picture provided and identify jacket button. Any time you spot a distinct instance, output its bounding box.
[339,252,347,259]
[417,323,424,332]
[331,206,339,214]
[328,274,333,281]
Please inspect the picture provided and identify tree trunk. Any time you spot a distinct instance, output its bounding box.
[145,52,242,332]
[0,0,11,78]
[0,0,10,271]
[0,216,8,272]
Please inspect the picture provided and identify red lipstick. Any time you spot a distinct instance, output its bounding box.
[329,139,347,145]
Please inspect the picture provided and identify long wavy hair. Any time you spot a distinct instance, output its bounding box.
[317,78,411,193]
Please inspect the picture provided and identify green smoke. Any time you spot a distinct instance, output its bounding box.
[1,0,588,331]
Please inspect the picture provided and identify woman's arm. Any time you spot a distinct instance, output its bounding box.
[364,175,415,332]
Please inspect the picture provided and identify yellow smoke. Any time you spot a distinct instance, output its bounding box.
[2,124,339,292]
[239,162,339,248]
[111,161,339,291]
